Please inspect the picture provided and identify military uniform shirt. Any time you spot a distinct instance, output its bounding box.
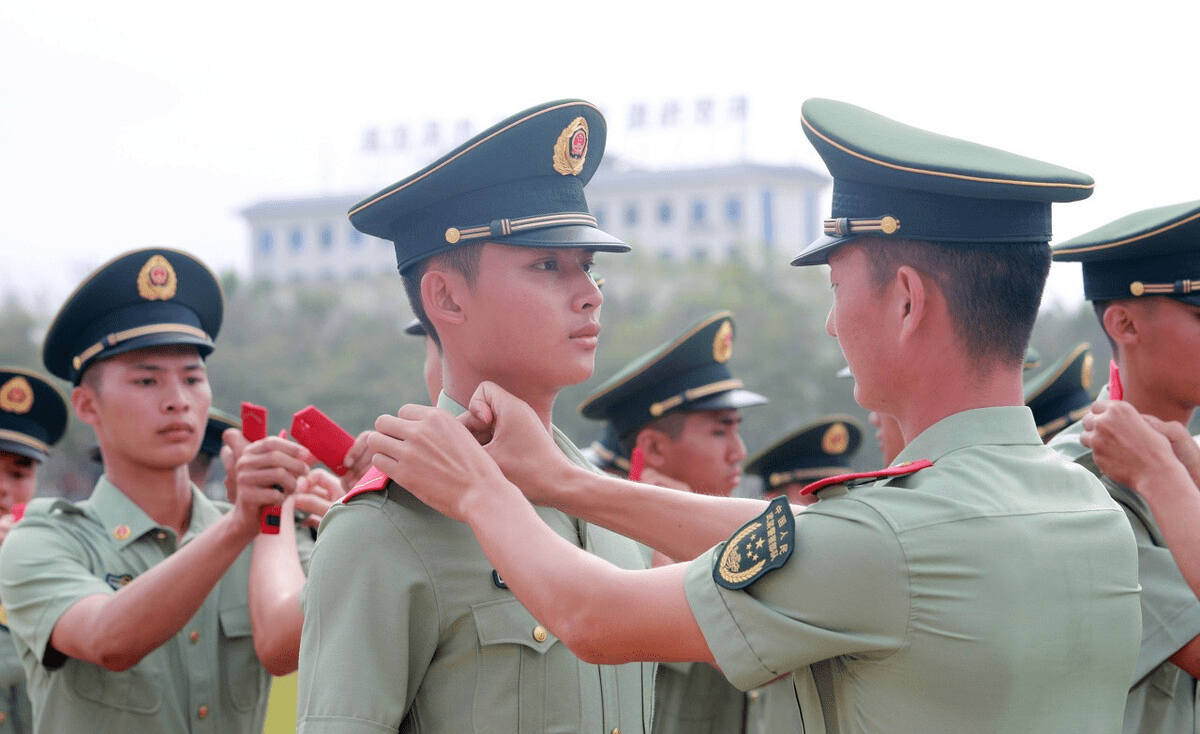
[652,660,745,734]
[684,406,1141,734]
[743,675,802,734]
[0,627,31,733]
[0,476,313,734]
[297,394,656,734]
[1051,391,1200,734]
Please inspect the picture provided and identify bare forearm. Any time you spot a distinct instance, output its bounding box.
[249,501,306,675]
[546,467,766,561]
[1134,464,1200,600]
[53,514,255,670]
[464,481,712,665]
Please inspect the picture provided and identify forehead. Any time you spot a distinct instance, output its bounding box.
[684,408,741,427]
[94,345,205,374]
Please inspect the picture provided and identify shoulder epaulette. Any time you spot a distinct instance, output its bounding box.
[342,466,390,502]
[799,459,934,497]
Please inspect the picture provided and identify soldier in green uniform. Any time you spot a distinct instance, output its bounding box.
[1049,200,1200,734]
[1022,342,1095,442]
[740,415,864,734]
[0,368,68,734]
[372,97,1142,734]
[0,248,314,733]
[579,310,766,734]
[296,100,656,734]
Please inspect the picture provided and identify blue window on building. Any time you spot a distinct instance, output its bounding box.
[290,228,304,251]
[726,198,742,222]
[658,202,672,224]
[258,229,274,255]
[348,227,364,247]
[625,205,638,226]
[320,226,333,249]
[692,200,706,224]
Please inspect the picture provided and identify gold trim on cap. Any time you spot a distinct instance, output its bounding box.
[1127,278,1199,297]
[648,379,744,418]
[801,115,1095,192]
[589,441,632,472]
[0,429,49,456]
[73,323,213,371]
[443,213,599,244]
[1054,210,1200,255]
[823,215,901,237]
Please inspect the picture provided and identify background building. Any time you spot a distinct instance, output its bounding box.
[241,158,829,283]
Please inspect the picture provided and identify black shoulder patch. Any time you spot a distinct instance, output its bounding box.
[714,495,794,590]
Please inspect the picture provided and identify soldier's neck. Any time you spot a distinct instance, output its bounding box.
[102,455,194,535]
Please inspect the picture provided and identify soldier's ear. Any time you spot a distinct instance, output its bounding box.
[420,268,465,328]
[1102,302,1138,348]
[637,429,670,468]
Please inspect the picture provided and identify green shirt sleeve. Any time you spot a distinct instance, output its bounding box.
[297,493,440,733]
[682,500,909,691]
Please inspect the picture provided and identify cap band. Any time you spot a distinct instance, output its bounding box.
[73,323,213,372]
[824,216,901,237]
[446,213,599,244]
[648,378,744,418]
[1128,278,1200,297]
[0,429,50,457]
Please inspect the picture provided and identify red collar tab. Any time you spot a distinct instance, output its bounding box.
[799,459,934,496]
[342,466,390,502]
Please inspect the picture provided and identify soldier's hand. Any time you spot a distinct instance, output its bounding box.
[1081,401,1180,491]
[293,468,345,527]
[221,427,250,503]
[462,381,576,505]
[231,435,314,536]
[339,430,375,494]
[1144,415,1200,489]
[372,403,506,522]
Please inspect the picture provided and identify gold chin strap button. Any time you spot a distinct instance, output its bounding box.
[1130,281,1145,296]
[445,227,461,244]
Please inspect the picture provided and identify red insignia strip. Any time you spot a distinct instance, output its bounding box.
[343,466,390,501]
[799,459,933,496]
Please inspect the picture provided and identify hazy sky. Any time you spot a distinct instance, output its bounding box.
[3,0,1197,314]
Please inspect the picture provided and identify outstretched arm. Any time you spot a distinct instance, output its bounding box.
[452,381,764,561]
[369,403,715,665]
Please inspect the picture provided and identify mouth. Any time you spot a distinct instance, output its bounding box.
[570,323,601,346]
[159,423,196,439]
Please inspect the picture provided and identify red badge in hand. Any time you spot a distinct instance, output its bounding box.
[241,402,281,534]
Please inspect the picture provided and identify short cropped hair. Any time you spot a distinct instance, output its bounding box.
[861,237,1051,367]
[619,410,690,456]
[400,243,485,349]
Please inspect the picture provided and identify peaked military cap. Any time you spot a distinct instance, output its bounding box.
[349,99,628,274]
[1022,342,1095,440]
[0,367,68,463]
[579,311,766,439]
[43,248,223,384]
[792,98,1095,266]
[745,415,864,492]
[580,424,631,476]
[1023,346,1041,371]
[1052,199,1200,306]
[200,407,239,459]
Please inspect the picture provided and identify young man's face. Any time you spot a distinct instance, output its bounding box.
[77,345,212,472]
[826,244,894,413]
[0,451,38,514]
[651,409,747,496]
[1127,297,1200,409]
[455,243,602,393]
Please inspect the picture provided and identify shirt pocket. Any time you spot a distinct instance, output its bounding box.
[218,603,267,712]
[471,597,581,734]
[67,656,161,714]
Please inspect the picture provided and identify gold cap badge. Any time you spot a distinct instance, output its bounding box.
[0,377,33,415]
[552,117,589,176]
[137,254,178,301]
[1081,352,1094,392]
[713,320,734,363]
[821,422,850,455]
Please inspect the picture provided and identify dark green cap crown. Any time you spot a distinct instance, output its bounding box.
[745,415,865,490]
[581,423,631,476]
[350,99,629,275]
[0,367,68,463]
[1022,342,1094,440]
[1052,199,1200,306]
[793,98,1094,266]
[579,311,766,439]
[43,248,223,384]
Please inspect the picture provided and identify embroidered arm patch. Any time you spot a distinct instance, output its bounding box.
[714,495,794,590]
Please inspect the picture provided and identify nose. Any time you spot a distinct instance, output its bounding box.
[730,432,747,464]
[161,377,191,414]
[825,304,837,337]
[578,269,603,312]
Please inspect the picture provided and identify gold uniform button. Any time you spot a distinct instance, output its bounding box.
[198,705,209,719]
[532,625,548,643]
[611,729,620,734]
[189,630,199,643]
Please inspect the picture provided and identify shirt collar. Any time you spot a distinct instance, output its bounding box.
[894,406,1043,466]
[87,475,220,549]
[436,391,596,473]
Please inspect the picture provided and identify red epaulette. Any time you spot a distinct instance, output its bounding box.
[342,466,390,502]
[799,459,934,497]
